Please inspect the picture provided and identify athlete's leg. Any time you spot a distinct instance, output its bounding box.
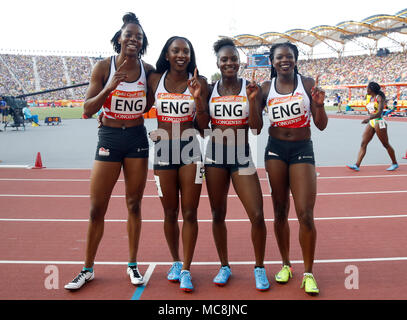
[178,163,202,270]
[85,160,122,268]
[122,157,148,263]
[205,166,231,266]
[355,125,375,167]
[265,159,290,266]
[231,169,266,267]
[289,163,317,273]
[375,124,397,165]
[154,168,181,262]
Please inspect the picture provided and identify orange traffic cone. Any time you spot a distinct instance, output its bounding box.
[403,150,407,160]
[32,152,46,169]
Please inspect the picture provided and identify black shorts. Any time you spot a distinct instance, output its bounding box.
[0,108,9,116]
[264,136,315,165]
[153,136,202,170]
[95,125,149,162]
[204,141,255,174]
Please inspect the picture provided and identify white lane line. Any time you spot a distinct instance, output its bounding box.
[131,263,156,300]
[1,173,407,183]
[1,257,407,265]
[1,214,407,223]
[1,190,407,198]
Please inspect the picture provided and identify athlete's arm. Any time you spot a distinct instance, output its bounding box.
[190,69,210,131]
[83,59,128,118]
[305,75,328,131]
[247,71,263,135]
[144,62,156,113]
[260,81,271,109]
[146,72,161,141]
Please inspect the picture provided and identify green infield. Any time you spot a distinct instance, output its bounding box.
[29,107,92,120]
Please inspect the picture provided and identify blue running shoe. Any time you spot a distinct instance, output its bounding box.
[180,270,194,292]
[386,164,399,171]
[167,261,182,282]
[213,266,232,286]
[254,267,270,291]
[346,164,360,172]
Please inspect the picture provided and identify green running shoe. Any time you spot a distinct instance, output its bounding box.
[275,265,292,283]
[301,273,319,295]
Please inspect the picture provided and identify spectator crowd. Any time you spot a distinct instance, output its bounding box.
[1,51,406,102]
[0,54,97,101]
[240,51,407,101]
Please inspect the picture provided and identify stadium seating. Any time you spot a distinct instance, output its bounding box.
[1,52,406,105]
[240,51,407,103]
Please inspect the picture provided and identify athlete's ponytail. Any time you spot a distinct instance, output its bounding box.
[368,82,386,99]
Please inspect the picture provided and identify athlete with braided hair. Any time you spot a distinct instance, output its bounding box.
[347,81,398,171]
[65,12,154,290]
[260,42,327,295]
[148,36,209,292]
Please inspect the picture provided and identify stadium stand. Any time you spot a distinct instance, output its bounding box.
[0,54,99,103]
[0,9,406,111]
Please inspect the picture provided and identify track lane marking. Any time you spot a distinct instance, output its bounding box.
[1,214,407,223]
[1,190,407,198]
[1,173,407,183]
[131,263,156,300]
[1,257,407,265]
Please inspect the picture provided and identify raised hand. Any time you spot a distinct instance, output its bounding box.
[187,67,202,99]
[106,59,128,92]
[311,74,325,107]
[246,69,259,101]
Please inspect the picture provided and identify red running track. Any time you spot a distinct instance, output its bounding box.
[1,164,407,301]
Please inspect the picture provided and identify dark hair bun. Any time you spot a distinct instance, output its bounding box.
[122,12,140,25]
[213,38,236,54]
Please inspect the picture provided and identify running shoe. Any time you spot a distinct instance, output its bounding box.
[180,270,194,292]
[64,269,94,290]
[254,267,270,291]
[386,164,399,171]
[301,273,319,295]
[275,265,293,283]
[213,266,232,286]
[127,265,144,285]
[167,261,182,282]
[346,164,360,171]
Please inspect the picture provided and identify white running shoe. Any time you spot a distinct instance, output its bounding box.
[64,270,95,290]
[127,265,144,285]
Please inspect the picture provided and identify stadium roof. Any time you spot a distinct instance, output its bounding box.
[229,8,407,55]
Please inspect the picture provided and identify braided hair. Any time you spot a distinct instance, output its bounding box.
[269,42,299,79]
[111,12,148,57]
[155,36,197,75]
